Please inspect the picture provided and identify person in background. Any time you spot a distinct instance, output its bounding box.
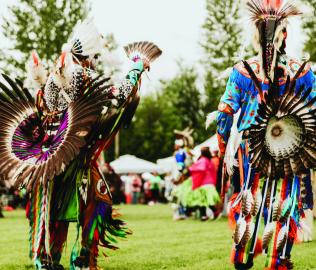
[122,174,133,204]
[149,172,162,205]
[131,174,142,204]
[164,172,174,201]
[189,147,221,221]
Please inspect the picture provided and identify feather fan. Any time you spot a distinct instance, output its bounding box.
[124,41,162,64]
[0,74,110,190]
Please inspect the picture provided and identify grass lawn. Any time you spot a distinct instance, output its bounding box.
[1,204,316,269]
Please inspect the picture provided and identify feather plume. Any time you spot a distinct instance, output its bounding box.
[205,111,218,129]
[272,197,281,221]
[124,41,162,64]
[24,51,48,89]
[276,225,288,252]
[242,189,254,216]
[241,222,255,247]
[262,222,275,249]
[234,218,247,244]
[224,111,243,176]
[62,18,103,60]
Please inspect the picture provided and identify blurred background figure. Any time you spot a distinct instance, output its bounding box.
[188,147,221,221]
[164,172,174,202]
[131,174,142,204]
[148,172,162,205]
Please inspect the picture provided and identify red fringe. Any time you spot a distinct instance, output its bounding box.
[227,193,240,230]
[254,238,263,258]
[251,173,260,195]
[288,218,297,241]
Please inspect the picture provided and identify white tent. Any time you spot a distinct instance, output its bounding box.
[157,156,178,174]
[110,154,162,174]
[192,134,219,157]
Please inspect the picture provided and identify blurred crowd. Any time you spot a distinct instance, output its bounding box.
[0,181,28,216]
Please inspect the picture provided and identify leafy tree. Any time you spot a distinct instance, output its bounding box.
[302,0,316,62]
[0,0,90,77]
[118,66,206,162]
[201,0,246,114]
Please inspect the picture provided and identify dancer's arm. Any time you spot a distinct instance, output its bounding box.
[216,69,241,157]
[110,59,148,106]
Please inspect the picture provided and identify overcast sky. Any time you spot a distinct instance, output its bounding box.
[0,0,307,93]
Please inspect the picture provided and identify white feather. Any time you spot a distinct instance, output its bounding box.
[62,18,103,60]
[205,111,218,129]
[54,53,77,88]
[224,110,243,176]
[24,51,47,90]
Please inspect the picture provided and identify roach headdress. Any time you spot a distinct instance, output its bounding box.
[247,0,302,81]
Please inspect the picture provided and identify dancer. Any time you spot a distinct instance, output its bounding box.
[171,128,194,220]
[0,19,161,270]
[216,1,315,269]
[188,147,221,221]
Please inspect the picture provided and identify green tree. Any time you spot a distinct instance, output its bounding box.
[201,0,245,114]
[302,0,316,62]
[0,0,90,77]
[118,66,206,162]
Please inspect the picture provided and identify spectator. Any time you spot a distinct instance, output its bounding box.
[189,147,221,221]
[131,174,142,204]
[149,172,162,204]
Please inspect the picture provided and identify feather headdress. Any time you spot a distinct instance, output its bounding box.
[62,18,103,60]
[246,0,302,81]
[174,127,194,148]
[247,0,302,23]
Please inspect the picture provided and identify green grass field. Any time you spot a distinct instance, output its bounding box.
[1,204,316,270]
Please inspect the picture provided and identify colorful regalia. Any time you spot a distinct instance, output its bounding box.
[0,20,161,270]
[215,1,316,269]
